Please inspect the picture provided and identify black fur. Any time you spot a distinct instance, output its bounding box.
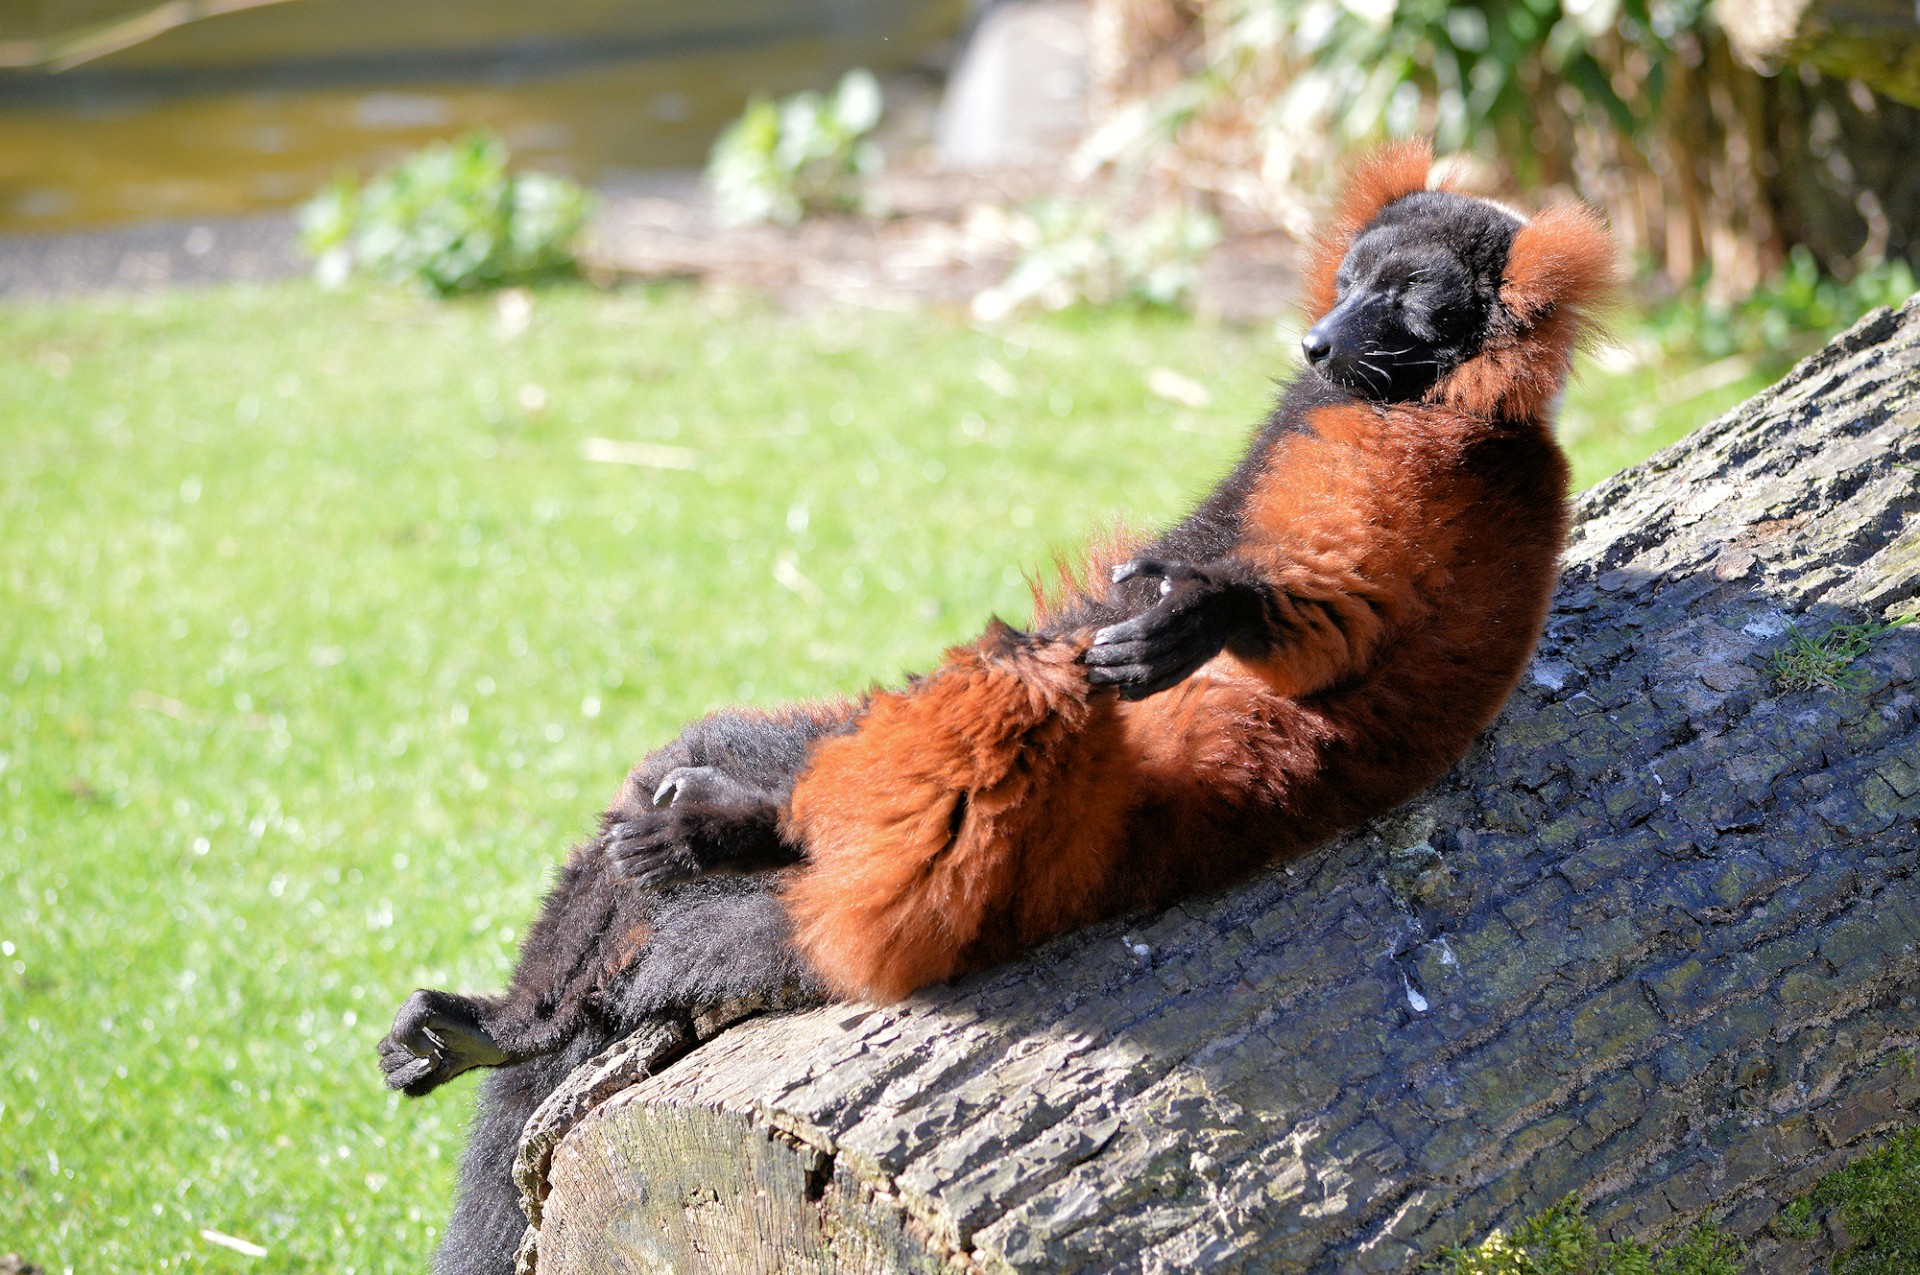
[383,188,1530,1273]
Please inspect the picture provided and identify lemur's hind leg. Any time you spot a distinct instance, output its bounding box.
[379,700,860,1097]
[379,842,648,1096]
[431,1024,621,1275]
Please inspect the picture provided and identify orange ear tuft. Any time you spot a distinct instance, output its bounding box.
[1428,201,1622,421]
[1302,139,1438,322]
[1501,203,1622,327]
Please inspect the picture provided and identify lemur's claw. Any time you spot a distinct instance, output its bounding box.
[1111,557,1198,594]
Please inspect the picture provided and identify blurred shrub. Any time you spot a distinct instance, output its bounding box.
[972,200,1221,320]
[1082,0,1920,296]
[1082,0,1712,238]
[1650,250,1917,362]
[300,133,592,296]
[707,69,884,227]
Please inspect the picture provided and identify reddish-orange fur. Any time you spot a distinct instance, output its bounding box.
[785,146,1620,1002]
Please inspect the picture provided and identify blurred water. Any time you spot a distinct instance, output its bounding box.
[0,0,964,231]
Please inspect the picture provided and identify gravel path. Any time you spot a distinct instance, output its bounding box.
[0,173,1299,323]
[0,213,304,300]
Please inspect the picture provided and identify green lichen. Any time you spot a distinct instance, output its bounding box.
[1805,1124,1920,1274]
[1767,614,1914,693]
[1430,1197,1745,1275]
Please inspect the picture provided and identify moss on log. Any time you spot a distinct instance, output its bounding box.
[522,296,1920,1274]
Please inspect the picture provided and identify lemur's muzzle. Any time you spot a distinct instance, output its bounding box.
[1302,295,1373,374]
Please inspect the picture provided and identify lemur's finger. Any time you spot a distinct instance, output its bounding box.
[652,777,680,807]
[1090,597,1208,651]
[607,827,675,862]
[385,1056,437,1092]
[628,852,701,889]
[1084,628,1193,668]
[1088,659,1191,701]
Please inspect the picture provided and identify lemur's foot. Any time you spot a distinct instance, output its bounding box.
[378,989,512,1097]
[604,765,794,888]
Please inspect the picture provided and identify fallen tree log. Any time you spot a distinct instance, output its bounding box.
[519,297,1920,1273]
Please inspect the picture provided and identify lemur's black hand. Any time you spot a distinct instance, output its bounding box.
[1083,558,1263,700]
[604,765,796,888]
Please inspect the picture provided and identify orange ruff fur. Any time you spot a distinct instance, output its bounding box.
[785,145,1619,1002]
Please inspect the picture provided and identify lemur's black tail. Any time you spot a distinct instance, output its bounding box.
[432,1026,617,1275]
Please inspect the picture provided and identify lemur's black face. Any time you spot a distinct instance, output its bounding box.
[1304,191,1522,401]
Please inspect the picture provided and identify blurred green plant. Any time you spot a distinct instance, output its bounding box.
[707,69,884,227]
[1648,250,1917,363]
[1081,0,1712,238]
[973,200,1221,320]
[1431,1195,1746,1274]
[299,133,592,296]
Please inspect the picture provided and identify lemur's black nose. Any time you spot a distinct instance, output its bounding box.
[1301,330,1332,365]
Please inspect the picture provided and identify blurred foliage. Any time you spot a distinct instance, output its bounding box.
[706,68,884,227]
[1648,250,1917,362]
[1083,0,1920,295]
[1432,1195,1746,1274]
[299,133,591,296]
[973,199,1221,319]
[1082,0,1711,238]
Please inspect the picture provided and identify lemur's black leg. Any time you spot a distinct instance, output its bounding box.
[378,842,641,1095]
[379,702,858,1096]
[431,1024,619,1275]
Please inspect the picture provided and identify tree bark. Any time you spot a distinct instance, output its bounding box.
[522,297,1920,1274]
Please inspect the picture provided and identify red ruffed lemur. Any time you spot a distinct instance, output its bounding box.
[379,142,1618,1275]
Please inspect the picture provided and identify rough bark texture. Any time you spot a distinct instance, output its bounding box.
[525,298,1920,1274]
[1718,0,1920,108]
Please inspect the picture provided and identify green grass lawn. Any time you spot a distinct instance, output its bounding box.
[0,278,1784,1272]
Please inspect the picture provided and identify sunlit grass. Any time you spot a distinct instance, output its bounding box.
[0,278,1758,1272]
[1558,345,1777,491]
